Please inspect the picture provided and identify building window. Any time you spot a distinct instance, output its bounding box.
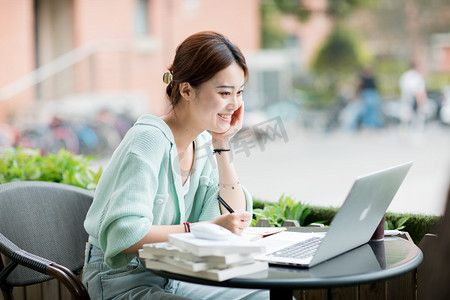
[262,70,281,106]
[134,0,149,37]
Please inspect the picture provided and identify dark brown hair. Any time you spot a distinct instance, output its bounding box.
[165,31,248,107]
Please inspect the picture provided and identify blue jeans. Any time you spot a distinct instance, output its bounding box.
[82,243,269,299]
[361,89,384,128]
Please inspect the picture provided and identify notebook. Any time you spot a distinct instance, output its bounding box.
[256,161,413,268]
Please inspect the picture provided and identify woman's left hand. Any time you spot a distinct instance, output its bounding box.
[211,101,244,147]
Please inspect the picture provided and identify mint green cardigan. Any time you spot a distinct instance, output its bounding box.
[84,115,252,268]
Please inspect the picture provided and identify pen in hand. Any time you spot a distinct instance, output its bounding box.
[217,195,235,213]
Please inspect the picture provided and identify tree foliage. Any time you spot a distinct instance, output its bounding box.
[312,27,365,75]
[261,0,286,48]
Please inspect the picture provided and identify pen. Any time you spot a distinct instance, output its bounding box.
[217,195,235,213]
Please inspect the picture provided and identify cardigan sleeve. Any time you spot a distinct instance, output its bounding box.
[99,153,157,268]
[85,127,169,269]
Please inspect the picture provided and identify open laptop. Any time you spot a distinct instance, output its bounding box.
[256,161,413,268]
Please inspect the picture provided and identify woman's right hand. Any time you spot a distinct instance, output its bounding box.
[212,211,251,235]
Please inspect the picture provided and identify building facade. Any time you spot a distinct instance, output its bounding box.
[0,0,260,122]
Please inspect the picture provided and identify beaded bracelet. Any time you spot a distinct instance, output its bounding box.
[219,180,240,190]
[213,148,231,155]
[183,222,191,232]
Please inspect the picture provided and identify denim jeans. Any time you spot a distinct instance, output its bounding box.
[82,243,269,300]
[361,88,384,128]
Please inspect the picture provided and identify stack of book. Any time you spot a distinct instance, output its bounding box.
[139,232,268,281]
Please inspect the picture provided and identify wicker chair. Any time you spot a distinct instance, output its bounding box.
[0,181,93,300]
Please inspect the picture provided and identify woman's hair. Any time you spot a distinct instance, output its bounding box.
[165,31,248,107]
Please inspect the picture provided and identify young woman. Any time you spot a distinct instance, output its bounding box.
[82,31,269,299]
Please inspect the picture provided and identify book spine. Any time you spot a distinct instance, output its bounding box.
[145,259,268,282]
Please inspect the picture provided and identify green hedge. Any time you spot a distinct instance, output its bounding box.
[256,201,442,245]
[0,147,102,190]
[388,212,442,244]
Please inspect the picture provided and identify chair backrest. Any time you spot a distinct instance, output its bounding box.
[0,181,93,286]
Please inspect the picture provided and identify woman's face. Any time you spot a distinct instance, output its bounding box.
[189,62,245,134]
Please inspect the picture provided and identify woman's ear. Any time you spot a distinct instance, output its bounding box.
[179,82,194,101]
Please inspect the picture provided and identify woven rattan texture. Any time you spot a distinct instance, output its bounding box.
[0,181,93,286]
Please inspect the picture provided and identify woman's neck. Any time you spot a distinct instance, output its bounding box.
[162,107,201,154]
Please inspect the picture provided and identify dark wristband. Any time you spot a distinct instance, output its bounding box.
[213,149,231,155]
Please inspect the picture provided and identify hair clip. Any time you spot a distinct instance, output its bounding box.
[163,71,173,84]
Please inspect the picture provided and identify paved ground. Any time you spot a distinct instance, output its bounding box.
[232,122,450,216]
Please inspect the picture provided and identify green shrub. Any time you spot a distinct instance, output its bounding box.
[386,212,442,244]
[304,206,338,226]
[252,195,311,227]
[253,199,442,245]
[252,199,266,210]
[0,147,102,190]
[252,204,286,227]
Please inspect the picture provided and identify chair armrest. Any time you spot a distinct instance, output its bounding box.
[0,234,89,299]
[0,233,52,274]
[47,263,90,299]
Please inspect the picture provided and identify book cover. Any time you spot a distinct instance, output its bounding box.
[168,233,265,256]
[145,258,268,282]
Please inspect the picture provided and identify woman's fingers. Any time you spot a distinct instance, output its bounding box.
[230,101,244,128]
[229,211,251,234]
[213,211,251,235]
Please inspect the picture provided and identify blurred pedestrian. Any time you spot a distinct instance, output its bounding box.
[399,63,427,134]
[339,83,361,131]
[357,67,384,129]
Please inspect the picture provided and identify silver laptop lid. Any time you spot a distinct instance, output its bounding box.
[310,161,413,267]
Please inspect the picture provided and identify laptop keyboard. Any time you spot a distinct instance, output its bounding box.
[268,236,323,260]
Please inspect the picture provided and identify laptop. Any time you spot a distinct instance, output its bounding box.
[256,161,413,268]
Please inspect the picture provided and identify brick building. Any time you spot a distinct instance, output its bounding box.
[0,0,260,122]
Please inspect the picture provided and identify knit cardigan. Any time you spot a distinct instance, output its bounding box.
[84,114,252,268]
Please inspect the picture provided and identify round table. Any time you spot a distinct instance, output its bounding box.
[151,236,423,299]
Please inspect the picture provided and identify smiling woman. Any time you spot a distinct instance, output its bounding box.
[81,31,269,299]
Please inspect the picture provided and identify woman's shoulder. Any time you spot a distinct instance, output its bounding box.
[131,114,174,143]
[119,114,174,157]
